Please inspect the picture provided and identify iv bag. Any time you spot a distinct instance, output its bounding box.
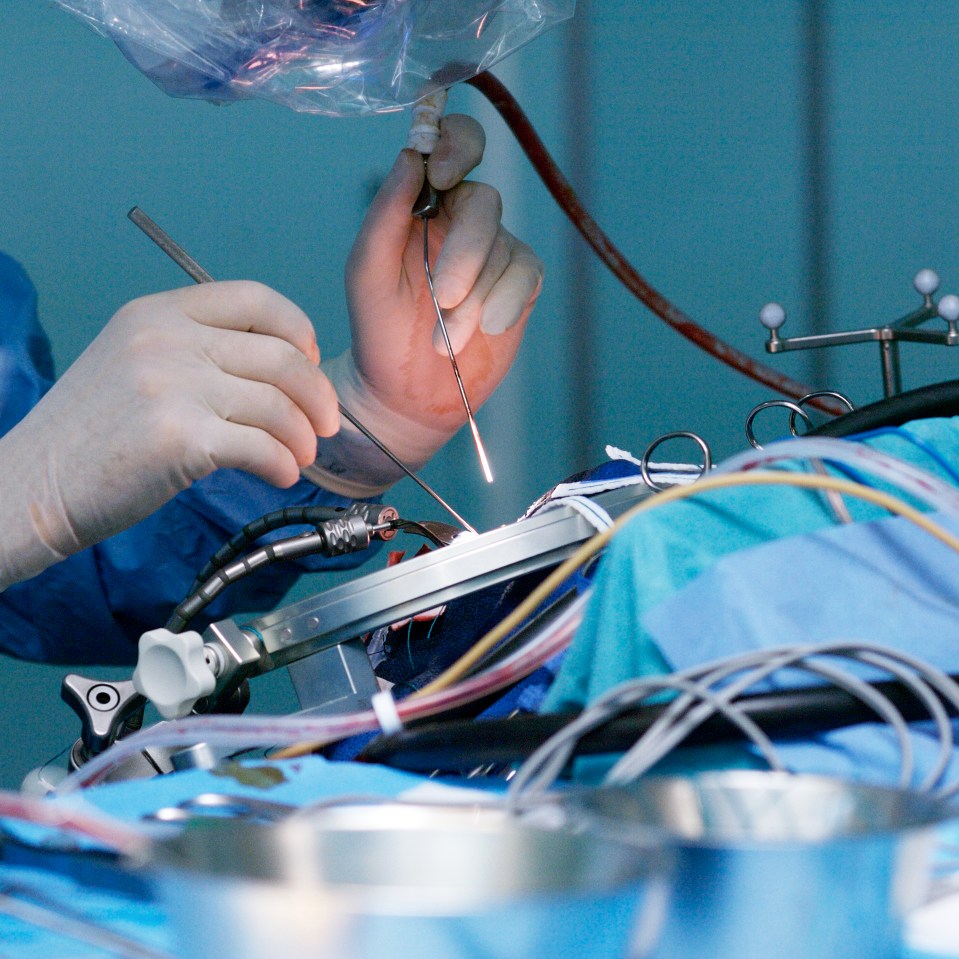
[52,0,576,116]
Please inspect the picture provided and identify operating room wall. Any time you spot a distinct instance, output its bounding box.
[2,1,959,787]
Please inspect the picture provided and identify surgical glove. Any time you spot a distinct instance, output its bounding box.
[305,114,544,498]
[0,281,338,589]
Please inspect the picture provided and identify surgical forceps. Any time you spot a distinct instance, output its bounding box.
[745,391,857,524]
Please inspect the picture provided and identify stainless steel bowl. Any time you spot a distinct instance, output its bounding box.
[147,801,672,959]
[562,770,956,959]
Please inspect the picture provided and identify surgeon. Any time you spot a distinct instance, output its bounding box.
[0,114,542,664]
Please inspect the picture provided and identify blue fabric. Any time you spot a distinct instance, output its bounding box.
[644,511,959,789]
[545,417,959,712]
[0,253,369,665]
[645,512,959,680]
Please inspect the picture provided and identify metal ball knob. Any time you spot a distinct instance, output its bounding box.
[913,269,941,296]
[938,294,959,323]
[759,302,787,331]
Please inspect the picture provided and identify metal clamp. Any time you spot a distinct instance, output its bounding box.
[640,431,712,491]
[61,674,146,764]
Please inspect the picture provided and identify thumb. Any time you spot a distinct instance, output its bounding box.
[347,149,424,283]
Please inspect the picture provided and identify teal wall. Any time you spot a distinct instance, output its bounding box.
[3,1,959,786]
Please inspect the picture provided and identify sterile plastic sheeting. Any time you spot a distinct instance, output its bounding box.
[50,0,576,115]
[545,416,959,713]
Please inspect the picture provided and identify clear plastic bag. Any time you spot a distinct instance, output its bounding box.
[52,0,575,116]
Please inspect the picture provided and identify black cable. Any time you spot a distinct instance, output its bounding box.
[809,379,959,438]
[167,508,414,633]
[189,504,346,591]
[357,672,959,773]
[167,530,335,633]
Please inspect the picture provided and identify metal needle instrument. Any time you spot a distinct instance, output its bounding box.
[127,206,477,534]
[414,176,495,484]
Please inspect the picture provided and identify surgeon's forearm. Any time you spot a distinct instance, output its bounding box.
[0,427,72,591]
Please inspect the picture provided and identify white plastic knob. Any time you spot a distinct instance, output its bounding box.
[939,294,959,323]
[759,302,787,331]
[914,268,940,296]
[133,628,217,720]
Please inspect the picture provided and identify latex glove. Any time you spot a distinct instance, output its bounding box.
[0,281,338,590]
[305,114,544,498]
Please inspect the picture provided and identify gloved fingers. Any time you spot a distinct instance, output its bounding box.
[427,114,486,190]
[430,180,503,310]
[202,374,321,474]
[347,149,424,289]
[201,327,340,438]
[203,418,306,489]
[157,280,321,364]
[347,115,486,289]
[432,225,513,355]
[433,229,544,354]
[479,236,545,335]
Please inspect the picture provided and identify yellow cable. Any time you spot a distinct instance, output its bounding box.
[413,470,959,697]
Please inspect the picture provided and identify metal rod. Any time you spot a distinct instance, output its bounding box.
[337,405,476,533]
[128,207,213,284]
[880,339,902,397]
[422,216,494,484]
[126,206,477,533]
[0,885,176,959]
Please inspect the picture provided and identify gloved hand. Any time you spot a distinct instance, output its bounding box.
[0,281,338,589]
[305,114,544,498]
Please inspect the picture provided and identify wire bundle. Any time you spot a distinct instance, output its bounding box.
[59,589,593,791]
[507,641,959,805]
[62,439,959,790]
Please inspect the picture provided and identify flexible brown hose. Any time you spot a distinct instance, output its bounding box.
[466,71,845,416]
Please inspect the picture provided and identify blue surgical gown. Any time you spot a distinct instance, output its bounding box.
[0,252,364,664]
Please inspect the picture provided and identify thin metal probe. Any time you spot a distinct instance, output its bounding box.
[126,206,477,534]
[421,215,494,483]
[337,404,476,533]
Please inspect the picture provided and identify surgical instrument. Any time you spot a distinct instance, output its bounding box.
[419,205,494,485]
[143,793,294,825]
[408,89,494,484]
[127,206,477,534]
[0,884,174,959]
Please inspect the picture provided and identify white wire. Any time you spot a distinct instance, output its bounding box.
[609,649,916,788]
[605,645,916,787]
[602,651,805,785]
[606,646,816,782]
[853,650,953,793]
[843,643,959,796]
[715,436,959,517]
[508,641,959,803]
[507,673,785,804]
